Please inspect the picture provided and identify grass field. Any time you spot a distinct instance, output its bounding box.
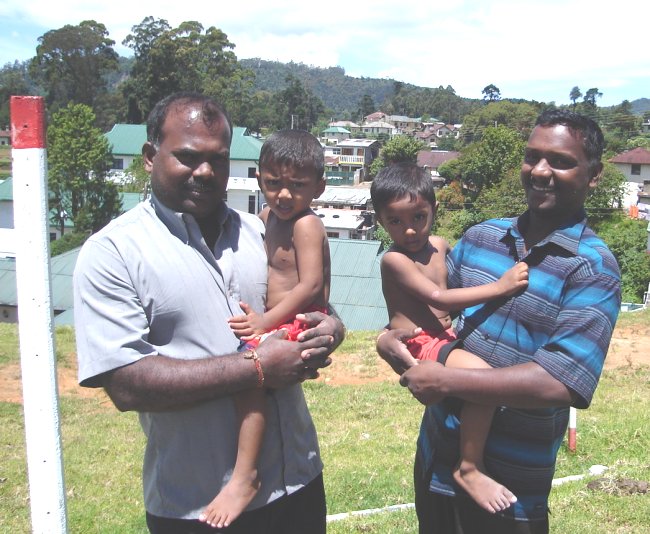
[0,316,648,533]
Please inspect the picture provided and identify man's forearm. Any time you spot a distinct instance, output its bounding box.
[103,353,258,412]
[446,362,575,407]
[401,361,576,409]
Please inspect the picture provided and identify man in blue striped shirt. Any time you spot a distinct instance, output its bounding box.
[378,110,621,533]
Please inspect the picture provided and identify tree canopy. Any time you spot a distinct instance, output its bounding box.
[30,20,118,112]
[47,103,121,234]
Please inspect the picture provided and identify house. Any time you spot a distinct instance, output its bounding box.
[313,186,373,210]
[329,120,360,134]
[642,120,650,134]
[225,177,264,215]
[360,121,395,138]
[422,122,461,139]
[312,207,374,240]
[105,124,263,180]
[229,127,264,178]
[609,147,650,209]
[0,130,10,146]
[0,246,78,324]
[0,176,144,243]
[0,239,390,331]
[386,114,422,133]
[417,150,460,186]
[321,126,351,144]
[104,124,147,179]
[414,130,438,148]
[323,139,380,184]
[364,111,388,123]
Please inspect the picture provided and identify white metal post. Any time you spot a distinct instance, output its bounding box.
[11,96,68,533]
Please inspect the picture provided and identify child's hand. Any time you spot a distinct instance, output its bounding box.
[498,262,529,296]
[228,301,267,340]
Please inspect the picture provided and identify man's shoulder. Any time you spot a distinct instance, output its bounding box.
[459,217,514,245]
[85,201,152,244]
[578,226,620,279]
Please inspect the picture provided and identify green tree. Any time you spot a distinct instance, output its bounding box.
[0,61,34,128]
[454,125,526,199]
[120,155,150,194]
[474,167,527,220]
[273,74,325,130]
[482,84,501,103]
[585,162,626,225]
[597,216,650,302]
[583,87,603,108]
[369,135,427,176]
[122,18,247,123]
[30,21,118,112]
[357,94,375,122]
[569,86,582,109]
[460,100,538,144]
[47,103,121,234]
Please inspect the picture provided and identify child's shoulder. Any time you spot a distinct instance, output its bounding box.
[428,234,451,253]
[293,209,326,231]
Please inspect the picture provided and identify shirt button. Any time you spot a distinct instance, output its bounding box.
[483,333,490,340]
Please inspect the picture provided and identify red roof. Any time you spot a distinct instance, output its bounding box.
[609,147,650,165]
[417,150,460,169]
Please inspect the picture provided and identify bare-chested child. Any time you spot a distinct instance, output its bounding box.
[199,129,331,529]
[371,162,529,514]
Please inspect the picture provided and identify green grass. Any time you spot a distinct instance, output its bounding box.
[1,326,648,532]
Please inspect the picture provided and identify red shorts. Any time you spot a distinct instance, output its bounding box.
[406,328,457,362]
[245,306,329,348]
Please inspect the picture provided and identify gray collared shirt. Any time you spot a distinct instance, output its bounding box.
[74,195,322,519]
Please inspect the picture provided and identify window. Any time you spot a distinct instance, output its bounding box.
[326,232,340,238]
[631,164,641,176]
[248,167,257,178]
[248,195,256,214]
[112,158,124,170]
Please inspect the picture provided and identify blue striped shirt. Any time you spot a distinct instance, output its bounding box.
[417,211,621,521]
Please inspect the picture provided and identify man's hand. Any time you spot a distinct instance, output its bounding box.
[296,311,344,374]
[376,328,420,375]
[399,361,447,405]
[256,312,344,386]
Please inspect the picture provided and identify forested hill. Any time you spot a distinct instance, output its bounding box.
[240,58,403,116]
[631,98,650,115]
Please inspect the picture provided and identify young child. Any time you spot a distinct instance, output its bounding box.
[371,162,529,514]
[199,129,331,529]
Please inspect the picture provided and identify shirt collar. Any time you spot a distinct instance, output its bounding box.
[504,209,588,256]
[149,193,230,245]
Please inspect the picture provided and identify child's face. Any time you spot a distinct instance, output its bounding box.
[377,194,435,253]
[258,163,325,221]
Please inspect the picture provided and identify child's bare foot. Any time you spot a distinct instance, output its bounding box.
[199,473,260,529]
[453,462,517,514]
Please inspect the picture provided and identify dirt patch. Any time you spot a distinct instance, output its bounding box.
[1,326,649,404]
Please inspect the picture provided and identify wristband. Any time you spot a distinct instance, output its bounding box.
[244,349,265,388]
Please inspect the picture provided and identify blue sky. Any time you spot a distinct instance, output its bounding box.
[1,0,648,108]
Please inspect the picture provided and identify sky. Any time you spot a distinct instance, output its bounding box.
[1,0,649,109]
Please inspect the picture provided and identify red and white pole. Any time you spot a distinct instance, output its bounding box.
[11,96,68,533]
[568,406,577,453]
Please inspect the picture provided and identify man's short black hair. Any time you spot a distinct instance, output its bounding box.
[146,92,232,147]
[259,129,325,180]
[534,109,604,172]
[370,162,436,214]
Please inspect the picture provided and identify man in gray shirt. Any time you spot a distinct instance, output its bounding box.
[74,92,343,533]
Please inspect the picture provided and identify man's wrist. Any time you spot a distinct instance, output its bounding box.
[243,349,265,388]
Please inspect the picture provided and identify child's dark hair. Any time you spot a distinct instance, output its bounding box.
[259,129,325,179]
[370,162,436,213]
